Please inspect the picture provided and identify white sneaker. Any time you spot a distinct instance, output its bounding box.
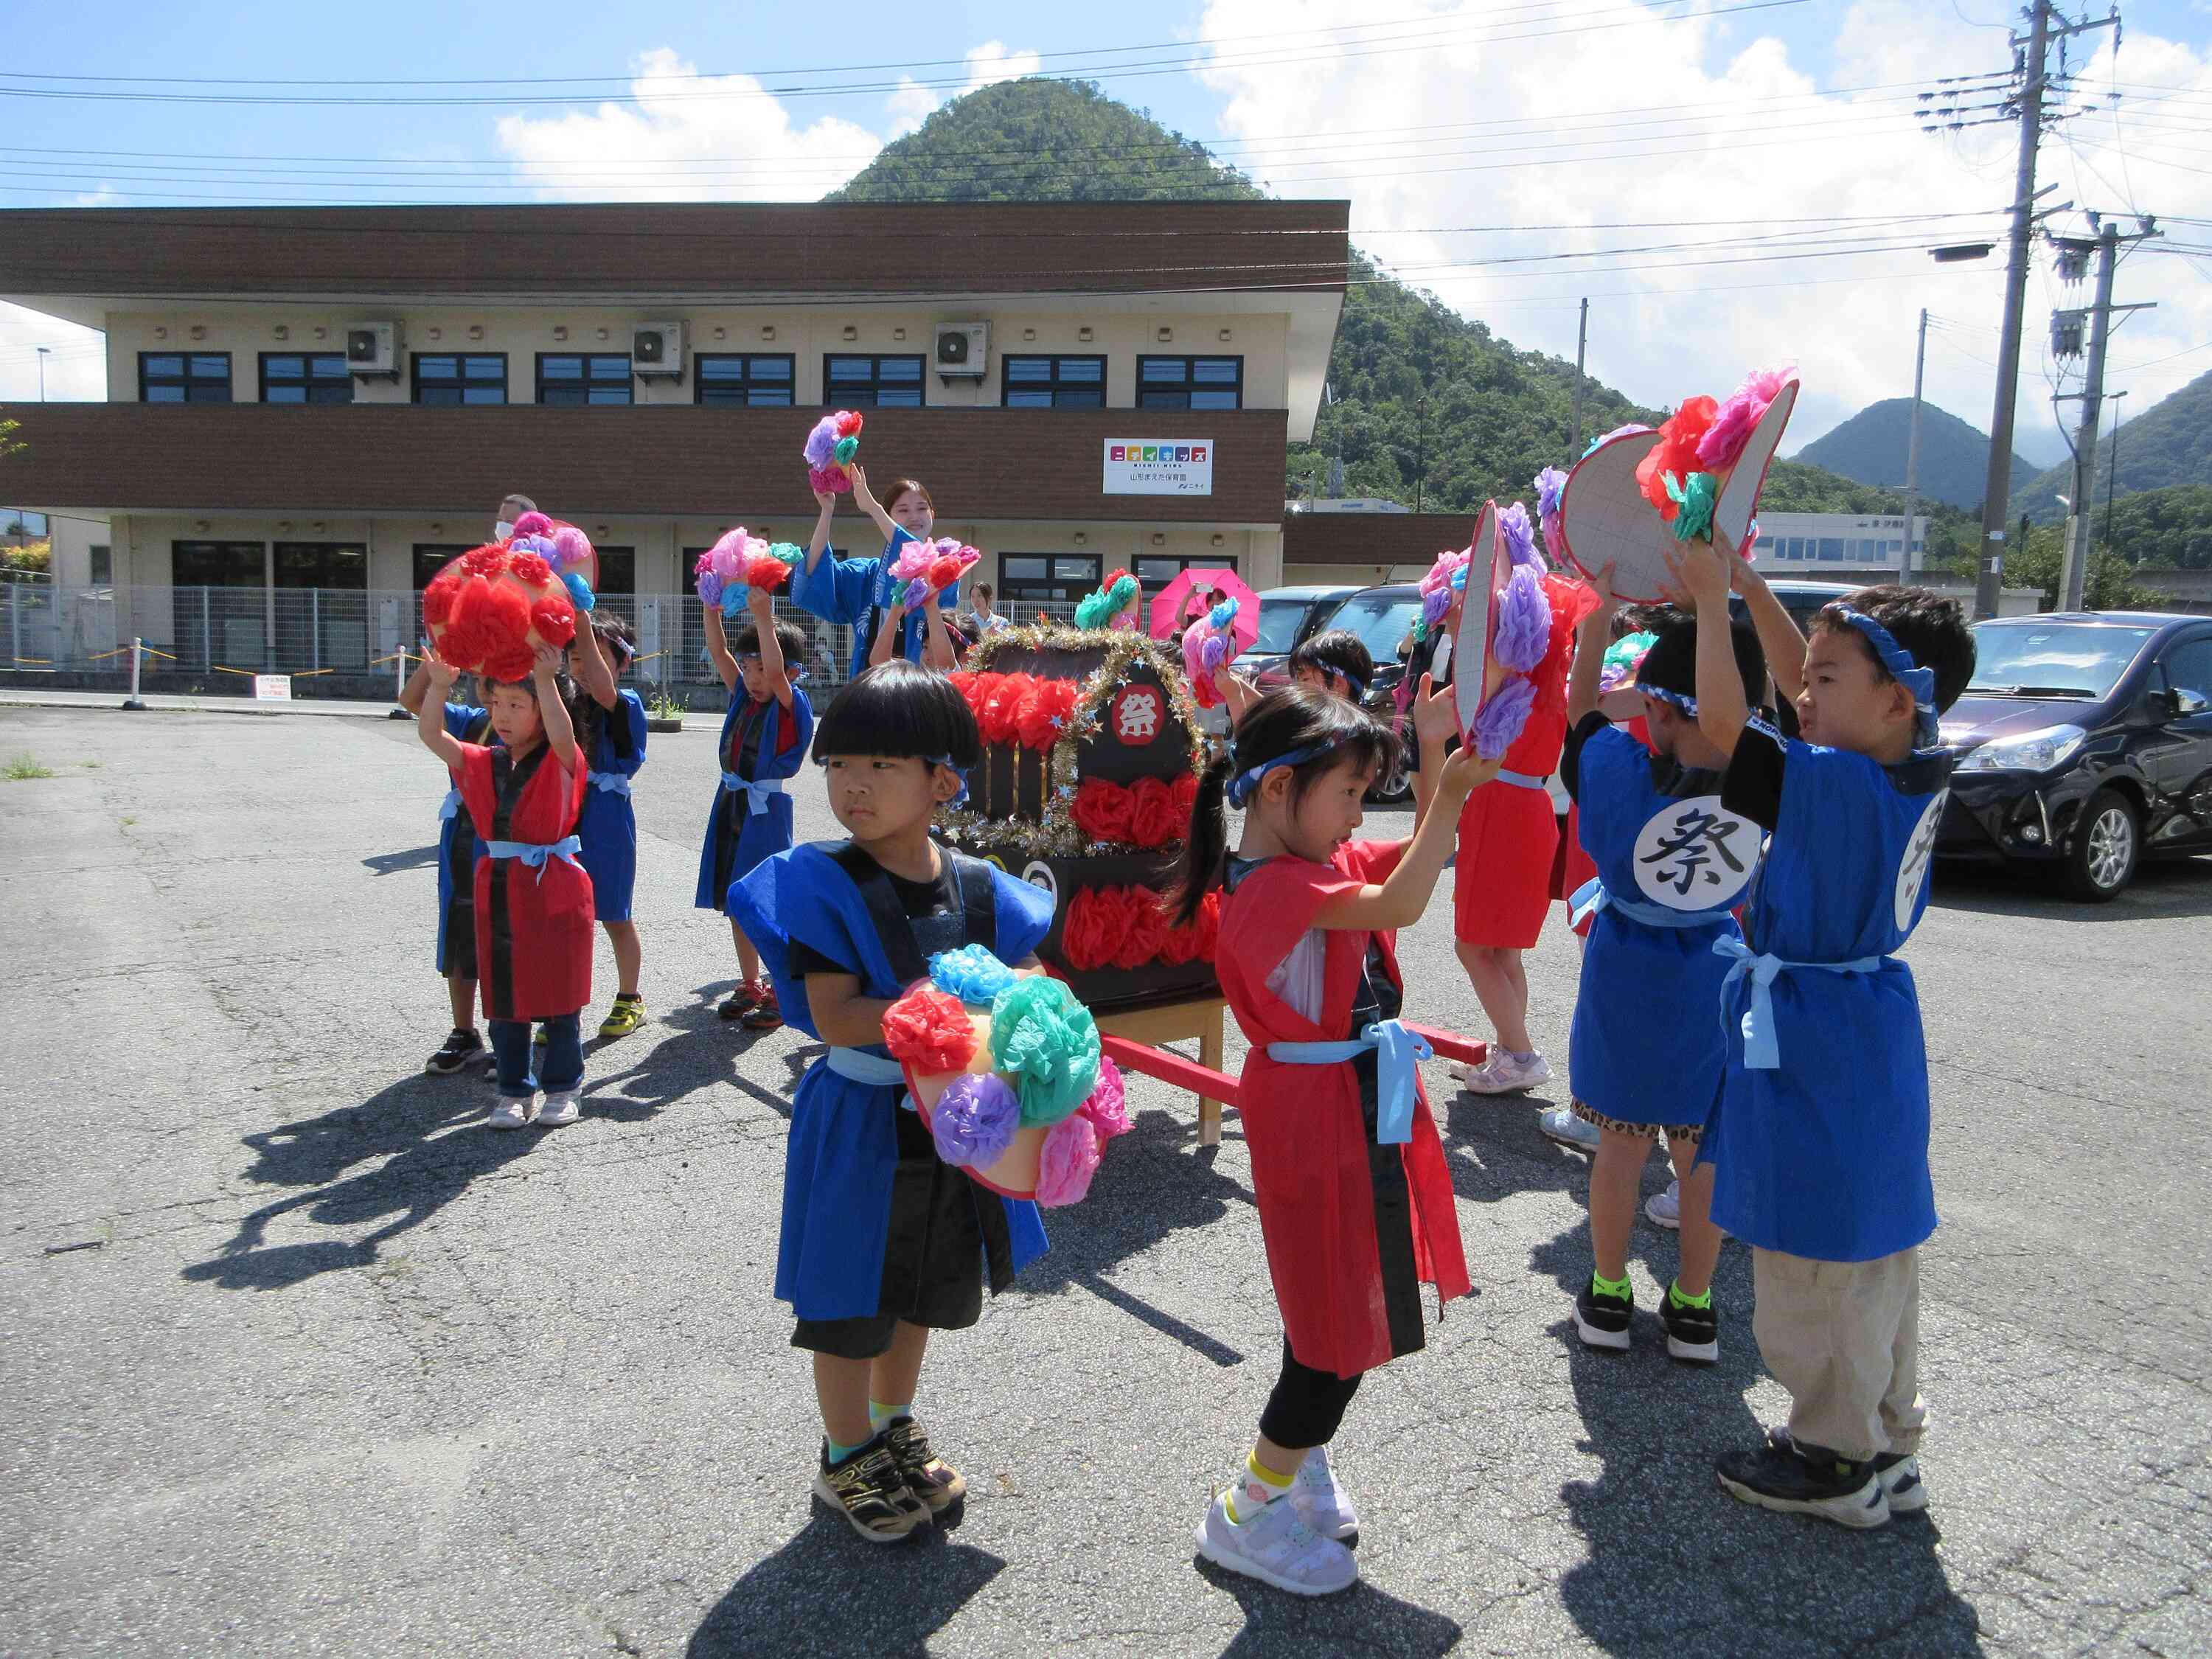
[1646,1180,1682,1228]
[1452,1051,1551,1096]
[487,1096,535,1130]
[537,1091,580,1127]
[1290,1445,1359,1542]
[1877,1453,1927,1514]
[1539,1105,1601,1153]
[1194,1488,1358,1596]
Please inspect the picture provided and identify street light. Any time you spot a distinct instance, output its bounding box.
[1930,243,1996,263]
[35,344,51,403]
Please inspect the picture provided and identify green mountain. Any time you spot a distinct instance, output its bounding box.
[833,78,1889,515]
[1794,397,2031,513]
[2011,367,2212,524]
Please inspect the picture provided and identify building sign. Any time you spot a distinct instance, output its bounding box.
[1103,439,1214,496]
[252,675,293,701]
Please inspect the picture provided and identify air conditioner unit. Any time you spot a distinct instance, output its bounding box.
[633,321,686,378]
[934,322,990,378]
[345,321,402,378]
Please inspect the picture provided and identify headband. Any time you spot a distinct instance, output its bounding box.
[1832,607,1938,748]
[1225,742,1326,809]
[1639,684,1699,717]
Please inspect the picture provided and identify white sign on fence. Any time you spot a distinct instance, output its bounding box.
[253,675,293,701]
[1102,439,1214,496]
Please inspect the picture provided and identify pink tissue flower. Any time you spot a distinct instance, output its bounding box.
[1696,365,1795,473]
[1078,1056,1131,1139]
[1034,1114,1104,1207]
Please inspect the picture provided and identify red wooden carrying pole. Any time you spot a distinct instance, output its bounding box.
[1406,1024,1489,1068]
[1099,1035,1240,1108]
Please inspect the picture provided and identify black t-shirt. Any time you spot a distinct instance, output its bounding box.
[1560,709,1725,805]
[788,851,961,981]
[1721,715,1790,830]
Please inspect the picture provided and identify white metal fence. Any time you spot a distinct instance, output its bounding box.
[1,583,1082,697]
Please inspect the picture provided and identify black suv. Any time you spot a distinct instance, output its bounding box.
[1938,611,2212,900]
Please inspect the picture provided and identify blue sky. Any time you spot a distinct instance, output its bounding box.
[4,0,2210,461]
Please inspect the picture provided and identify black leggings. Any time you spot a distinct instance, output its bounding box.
[1257,1337,1364,1450]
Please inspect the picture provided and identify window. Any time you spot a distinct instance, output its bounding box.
[172,540,263,585]
[259,352,352,405]
[412,354,508,406]
[824,353,926,408]
[1001,355,1107,409]
[413,543,473,589]
[998,553,1102,608]
[535,353,632,405]
[1136,555,1237,587]
[1817,538,1846,562]
[1137,355,1242,411]
[89,545,112,585]
[695,353,796,406]
[139,352,232,403]
[273,542,366,589]
[2161,637,2212,700]
[593,547,636,596]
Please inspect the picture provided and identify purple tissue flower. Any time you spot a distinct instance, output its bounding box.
[1500,503,1544,571]
[802,415,839,469]
[1472,673,1537,760]
[1534,466,1568,520]
[931,1074,1020,1167]
[1492,566,1552,675]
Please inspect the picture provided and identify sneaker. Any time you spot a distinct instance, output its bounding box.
[1769,1428,1924,1514]
[425,1029,487,1076]
[1290,1444,1359,1543]
[487,1096,535,1131]
[537,1091,580,1127]
[1194,1488,1357,1596]
[718,980,765,1021]
[740,984,784,1032]
[1660,1286,1719,1364]
[1452,1050,1552,1096]
[597,995,646,1040]
[813,1436,931,1544]
[1717,1436,1889,1529]
[1645,1181,1681,1228]
[532,1024,548,1049]
[1575,1276,1634,1352]
[883,1416,966,1513]
[1538,1105,1601,1153]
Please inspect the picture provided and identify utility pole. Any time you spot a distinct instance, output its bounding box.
[1414,392,1428,515]
[1570,298,1589,455]
[2058,218,2158,611]
[35,345,50,403]
[1902,308,1927,574]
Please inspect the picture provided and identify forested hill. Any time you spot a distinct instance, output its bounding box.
[1796,397,2032,513]
[833,78,1899,515]
[2009,368,2212,524]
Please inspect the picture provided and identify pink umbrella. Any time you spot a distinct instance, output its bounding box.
[1147,566,1260,651]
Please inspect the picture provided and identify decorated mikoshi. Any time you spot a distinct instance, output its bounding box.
[879,947,1130,1205]
[421,542,581,679]
[942,623,1220,1010]
[1555,366,1798,603]
[802,409,864,495]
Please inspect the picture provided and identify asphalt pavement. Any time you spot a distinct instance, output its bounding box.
[3,703,2208,1658]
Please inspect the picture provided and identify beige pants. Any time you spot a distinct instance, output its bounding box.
[1751,1245,1927,1462]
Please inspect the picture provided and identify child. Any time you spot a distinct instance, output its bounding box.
[1450,570,1592,1096]
[398,655,495,1074]
[567,615,650,1039]
[1288,628,1374,704]
[1559,580,1769,1364]
[416,642,594,1130]
[1169,686,1497,1595]
[790,467,959,681]
[1670,537,1975,1529]
[698,584,814,1028]
[869,589,959,672]
[725,661,1057,1544]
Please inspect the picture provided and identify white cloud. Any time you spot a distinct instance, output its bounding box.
[1195,0,2212,459]
[496,49,888,202]
[886,41,1046,140]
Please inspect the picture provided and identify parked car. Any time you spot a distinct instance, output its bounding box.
[1937,611,2212,900]
[1244,585,1363,685]
[1754,578,1861,635]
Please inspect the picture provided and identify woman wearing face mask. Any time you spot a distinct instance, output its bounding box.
[493,491,535,545]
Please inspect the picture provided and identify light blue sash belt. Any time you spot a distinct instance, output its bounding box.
[825,1046,907,1088]
[482,835,583,883]
[1265,1019,1433,1146]
[1713,936,1884,1071]
[1497,769,1548,792]
[1571,877,1738,933]
[721,771,786,815]
[437,787,464,821]
[591,773,632,796]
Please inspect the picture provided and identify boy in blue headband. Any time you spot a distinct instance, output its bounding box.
[1669,539,1976,1530]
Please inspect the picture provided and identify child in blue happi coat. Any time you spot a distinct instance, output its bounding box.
[698,582,814,1029]
[789,465,959,681]
[726,660,1055,1545]
[397,654,496,1075]
[1669,535,1975,1530]
[567,614,650,1040]
[1559,575,1767,1366]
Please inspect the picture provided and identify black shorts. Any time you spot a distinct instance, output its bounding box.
[790,1106,994,1360]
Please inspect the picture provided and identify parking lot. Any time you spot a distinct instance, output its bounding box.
[4,700,2210,1658]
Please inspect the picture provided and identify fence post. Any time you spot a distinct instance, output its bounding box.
[122,635,146,710]
[7,582,17,669]
[310,588,321,672]
[201,588,212,672]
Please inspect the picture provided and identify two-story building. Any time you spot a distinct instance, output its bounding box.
[0,200,1346,687]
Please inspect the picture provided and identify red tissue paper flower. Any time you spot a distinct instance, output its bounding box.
[981,672,1035,747]
[1113,885,1169,970]
[1127,776,1185,849]
[928,554,965,592]
[742,554,793,591]
[457,543,509,580]
[1015,678,1080,750]
[833,410,864,439]
[881,986,977,1075]
[1071,778,1135,846]
[1635,395,1719,520]
[422,567,465,628]
[1061,886,1133,973]
[1172,773,1197,822]
[508,551,553,586]
[529,591,579,650]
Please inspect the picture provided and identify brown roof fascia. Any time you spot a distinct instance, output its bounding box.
[1282,511,1481,568]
